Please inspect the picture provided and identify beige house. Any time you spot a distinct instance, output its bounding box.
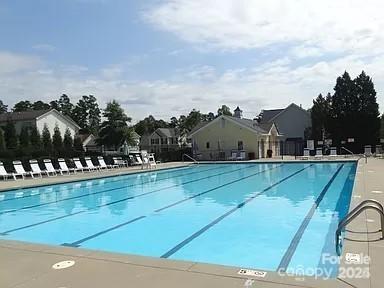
[189,107,282,160]
[140,128,185,153]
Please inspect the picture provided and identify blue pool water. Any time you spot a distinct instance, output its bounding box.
[0,162,356,276]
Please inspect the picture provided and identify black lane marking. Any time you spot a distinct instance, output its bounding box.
[0,165,229,214]
[160,164,313,259]
[276,164,344,272]
[0,164,261,235]
[62,216,146,247]
[62,164,283,247]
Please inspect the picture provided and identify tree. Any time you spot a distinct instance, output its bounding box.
[4,120,17,149]
[135,115,169,135]
[71,95,100,133]
[41,124,52,152]
[98,100,133,149]
[73,136,84,152]
[19,126,30,148]
[217,105,232,116]
[0,100,7,114]
[30,127,41,148]
[52,125,63,152]
[58,94,74,116]
[63,128,73,150]
[0,128,6,151]
[32,101,50,110]
[380,114,384,141]
[311,93,331,141]
[13,100,32,112]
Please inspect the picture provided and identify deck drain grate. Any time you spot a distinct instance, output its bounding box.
[52,260,75,270]
[238,269,266,278]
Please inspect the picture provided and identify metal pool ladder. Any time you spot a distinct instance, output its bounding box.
[335,199,384,255]
[182,154,199,164]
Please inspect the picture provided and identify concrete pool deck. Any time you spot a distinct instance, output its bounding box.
[0,158,383,288]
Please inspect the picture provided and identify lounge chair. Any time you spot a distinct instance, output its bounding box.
[129,155,141,166]
[314,148,323,159]
[301,148,310,160]
[12,160,35,179]
[364,145,372,157]
[29,160,48,177]
[329,147,338,158]
[42,159,58,176]
[0,161,15,180]
[84,157,100,171]
[236,151,246,161]
[72,158,91,172]
[135,155,143,165]
[58,158,76,174]
[144,153,157,169]
[113,157,128,168]
[97,156,118,170]
[227,151,237,161]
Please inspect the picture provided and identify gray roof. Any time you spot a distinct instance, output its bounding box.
[227,116,269,133]
[259,108,284,123]
[0,110,50,123]
[155,128,178,138]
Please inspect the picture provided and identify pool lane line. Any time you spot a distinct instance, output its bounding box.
[276,164,344,272]
[0,163,264,235]
[160,164,313,259]
[62,164,284,247]
[0,165,233,214]
[0,165,222,203]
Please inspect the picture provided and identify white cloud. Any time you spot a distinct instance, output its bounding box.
[0,51,40,75]
[32,44,56,52]
[145,0,384,55]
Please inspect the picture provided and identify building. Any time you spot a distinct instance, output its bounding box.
[258,103,311,154]
[0,109,80,138]
[140,128,185,153]
[189,107,282,160]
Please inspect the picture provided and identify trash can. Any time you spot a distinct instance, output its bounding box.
[248,152,255,160]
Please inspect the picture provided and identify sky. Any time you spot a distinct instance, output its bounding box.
[1,0,384,122]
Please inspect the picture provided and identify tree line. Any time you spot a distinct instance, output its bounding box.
[311,71,384,152]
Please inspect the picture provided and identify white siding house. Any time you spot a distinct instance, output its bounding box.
[0,109,80,138]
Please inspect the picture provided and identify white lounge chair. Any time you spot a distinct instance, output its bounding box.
[329,147,338,158]
[113,157,128,168]
[301,148,310,160]
[84,157,100,171]
[29,160,47,177]
[12,161,35,179]
[0,161,15,180]
[97,156,118,170]
[42,159,58,176]
[58,158,76,174]
[236,151,246,161]
[135,155,143,165]
[227,151,237,161]
[72,158,91,172]
[315,148,323,159]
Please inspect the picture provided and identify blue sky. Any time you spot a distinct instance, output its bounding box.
[1,0,383,121]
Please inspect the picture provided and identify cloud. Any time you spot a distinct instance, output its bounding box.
[0,51,41,75]
[32,44,56,52]
[145,0,384,56]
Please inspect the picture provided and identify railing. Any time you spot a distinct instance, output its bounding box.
[182,154,199,164]
[335,199,384,255]
[341,146,367,163]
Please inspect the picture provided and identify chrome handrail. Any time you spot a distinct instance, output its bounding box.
[341,147,367,163]
[182,154,198,164]
[336,199,384,255]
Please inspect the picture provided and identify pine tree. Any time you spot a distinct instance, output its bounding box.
[4,120,17,149]
[41,124,52,152]
[19,126,30,148]
[52,125,63,152]
[63,128,73,150]
[73,136,84,152]
[0,128,6,151]
[30,126,41,148]
[311,93,331,141]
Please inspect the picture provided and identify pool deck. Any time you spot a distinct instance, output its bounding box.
[1,158,383,288]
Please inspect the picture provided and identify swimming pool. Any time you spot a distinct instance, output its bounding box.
[0,162,356,276]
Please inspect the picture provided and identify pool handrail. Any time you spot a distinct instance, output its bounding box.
[335,199,384,255]
[182,154,198,164]
[341,146,367,163]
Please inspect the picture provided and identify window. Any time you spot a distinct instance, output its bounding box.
[170,138,174,144]
[238,140,244,150]
[206,142,210,149]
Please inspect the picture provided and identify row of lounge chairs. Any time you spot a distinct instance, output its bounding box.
[0,155,157,181]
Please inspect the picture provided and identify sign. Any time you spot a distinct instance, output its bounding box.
[325,139,332,145]
[307,140,315,150]
[317,141,323,145]
[238,269,267,278]
[348,138,355,143]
